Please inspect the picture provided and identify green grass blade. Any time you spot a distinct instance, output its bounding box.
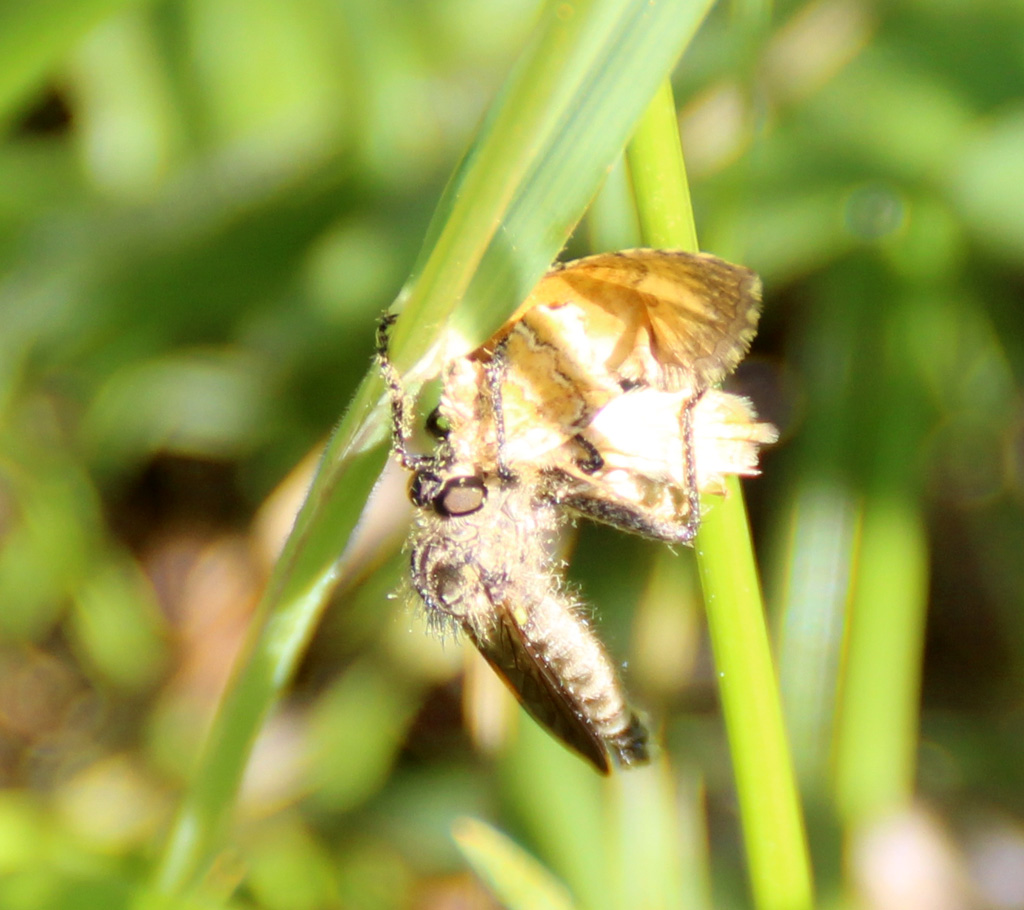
[153,440,388,895]
[626,82,814,910]
[695,479,814,910]
[625,81,699,252]
[387,0,716,372]
[153,0,716,897]
[610,762,706,910]
[833,493,929,824]
[453,817,578,910]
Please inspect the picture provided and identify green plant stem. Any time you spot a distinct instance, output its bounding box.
[833,491,928,826]
[829,285,930,836]
[152,441,387,896]
[696,478,813,910]
[626,82,814,910]
[625,81,698,252]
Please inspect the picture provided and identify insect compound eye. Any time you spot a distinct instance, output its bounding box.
[434,474,487,517]
[430,563,469,613]
[409,470,443,508]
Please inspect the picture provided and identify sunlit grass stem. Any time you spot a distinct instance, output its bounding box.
[626,82,814,910]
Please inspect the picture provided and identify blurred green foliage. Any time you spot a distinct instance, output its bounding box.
[1,0,1024,908]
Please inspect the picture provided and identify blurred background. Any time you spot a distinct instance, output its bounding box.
[1,0,1023,907]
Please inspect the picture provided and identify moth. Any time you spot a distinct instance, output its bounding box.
[437,249,777,546]
[377,316,649,773]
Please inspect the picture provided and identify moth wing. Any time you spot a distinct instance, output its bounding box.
[692,388,780,492]
[581,386,778,491]
[583,388,689,484]
[545,249,764,392]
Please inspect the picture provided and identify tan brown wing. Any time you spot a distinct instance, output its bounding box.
[513,249,762,392]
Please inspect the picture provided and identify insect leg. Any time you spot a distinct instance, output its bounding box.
[485,336,515,483]
[548,481,700,545]
[570,434,605,474]
[678,394,702,543]
[375,313,433,471]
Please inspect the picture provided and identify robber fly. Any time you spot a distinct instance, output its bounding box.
[377,316,649,773]
[377,249,774,771]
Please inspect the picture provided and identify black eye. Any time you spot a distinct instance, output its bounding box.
[410,470,443,508]
[434,475,487,517]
